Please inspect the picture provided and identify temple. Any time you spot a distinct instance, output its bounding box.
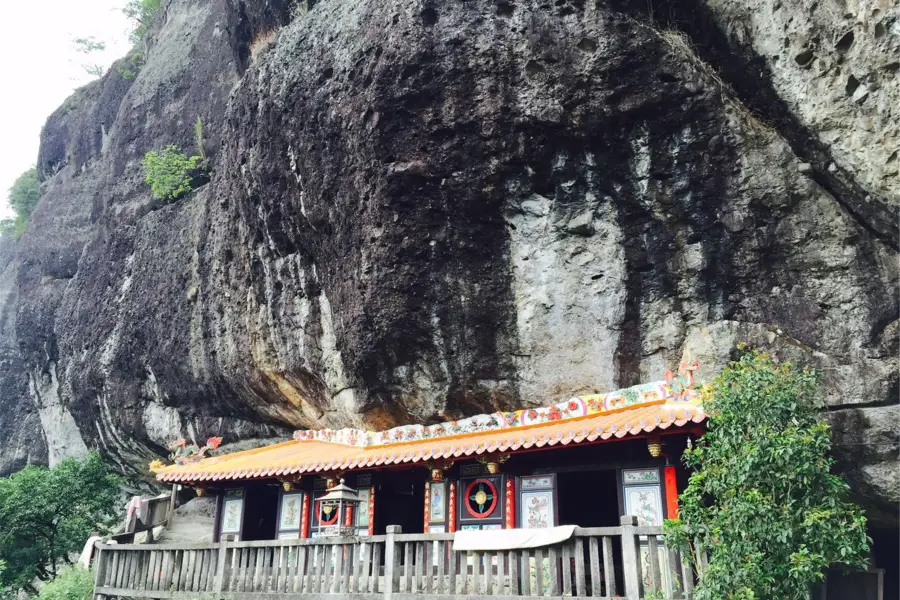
[89,366,713,600]
[152,363,705,542]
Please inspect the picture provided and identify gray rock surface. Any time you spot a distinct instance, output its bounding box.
[0,0,895,529]
[156,496,217,544]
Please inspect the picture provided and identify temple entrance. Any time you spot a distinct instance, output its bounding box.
[557,469,620,527]
[241,483,279,541]
[374,470,425,534]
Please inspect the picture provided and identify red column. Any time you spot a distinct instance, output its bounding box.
[423,482,431,533]
[300,493,311,539]
[448,481,457,533]
[664,465,679,519]
[504,477,516,529]
[368,486,376,536]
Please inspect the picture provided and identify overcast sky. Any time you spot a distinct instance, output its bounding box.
[0,0,132,217]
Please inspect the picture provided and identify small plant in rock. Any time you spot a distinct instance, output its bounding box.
[117,51,146,80]
[291,0,310,20]
[142,145,206,202]
[665,348,869,600]
[193,116,206,160]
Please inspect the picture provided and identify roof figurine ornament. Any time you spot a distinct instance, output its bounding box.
[665,360,700,402]
[169,436,224,465]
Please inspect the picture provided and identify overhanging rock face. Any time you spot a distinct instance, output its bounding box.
[0,0,895,525]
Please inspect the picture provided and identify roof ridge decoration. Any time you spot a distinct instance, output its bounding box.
[293,362,702,448]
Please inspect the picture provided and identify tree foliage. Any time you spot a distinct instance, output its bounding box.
[665,349,869,600]
[0,562,13,600]
[124,0,162,45]
[34,566,93,600]
[2,168,40,240]
[142,145,205,201]
[0,453,121,593]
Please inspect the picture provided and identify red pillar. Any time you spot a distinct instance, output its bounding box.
[300,493,311,538]
[368,486,376,536]
[504,477,516,529]
[448,481,457,532]
[664,465,679,519]
[423,481,431,533]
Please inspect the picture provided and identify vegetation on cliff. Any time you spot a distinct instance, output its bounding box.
[142,145,207,201]
[0,454,120,594]
[1,168,40,239]
[666,349,869,600]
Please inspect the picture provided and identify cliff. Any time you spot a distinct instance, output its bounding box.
[0,0,896,529]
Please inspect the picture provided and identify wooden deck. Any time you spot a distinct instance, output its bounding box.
[92,516,700,600]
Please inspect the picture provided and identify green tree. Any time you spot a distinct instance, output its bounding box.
[0,453,121,593]
[73,37,108,79]
[124,0,162,45]
[35,566,93,600]
[666,349,869,600]
[0,562,13,600]
[4,168,40,239]
[142,145,205,201]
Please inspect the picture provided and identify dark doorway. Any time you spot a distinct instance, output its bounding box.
[241,483,279,541]
[374,470,425,534]
[557,470,623,597]
[557,469,620,527]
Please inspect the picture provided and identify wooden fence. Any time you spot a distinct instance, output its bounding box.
[93,516,699,600]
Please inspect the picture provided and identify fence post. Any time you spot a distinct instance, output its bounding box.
[92,542,108,600]
[212,538,230,594]
[384,525,402,600]
[620,515,641,600]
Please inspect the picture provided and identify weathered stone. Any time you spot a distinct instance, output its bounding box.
[0,0,895,530]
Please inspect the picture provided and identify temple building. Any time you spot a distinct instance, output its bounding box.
[154,364,705,543]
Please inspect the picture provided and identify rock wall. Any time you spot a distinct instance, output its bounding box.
[0,0,895,526]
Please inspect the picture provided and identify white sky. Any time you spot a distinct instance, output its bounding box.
[0,0,132,218]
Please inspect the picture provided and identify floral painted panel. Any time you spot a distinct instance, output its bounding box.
[624,485,663,527]
[356,488,371,527]
[221,498,243,534]
[430,482,446,523]
[528,557,552,594]
[279,492,303,531]
[622,468,659,484]
[639,543,672,592]
[521,491,555,529]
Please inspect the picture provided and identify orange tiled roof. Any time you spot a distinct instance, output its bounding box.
[156,400,705,483]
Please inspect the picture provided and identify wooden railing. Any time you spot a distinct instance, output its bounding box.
[92,516,699,600]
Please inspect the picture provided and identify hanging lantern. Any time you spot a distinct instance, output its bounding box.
[477,453,510,474]
[194,487,206,497]
[325,476,340,489]
[426,460,453,483]
[281,480,296,492]
[647,438,663,458]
